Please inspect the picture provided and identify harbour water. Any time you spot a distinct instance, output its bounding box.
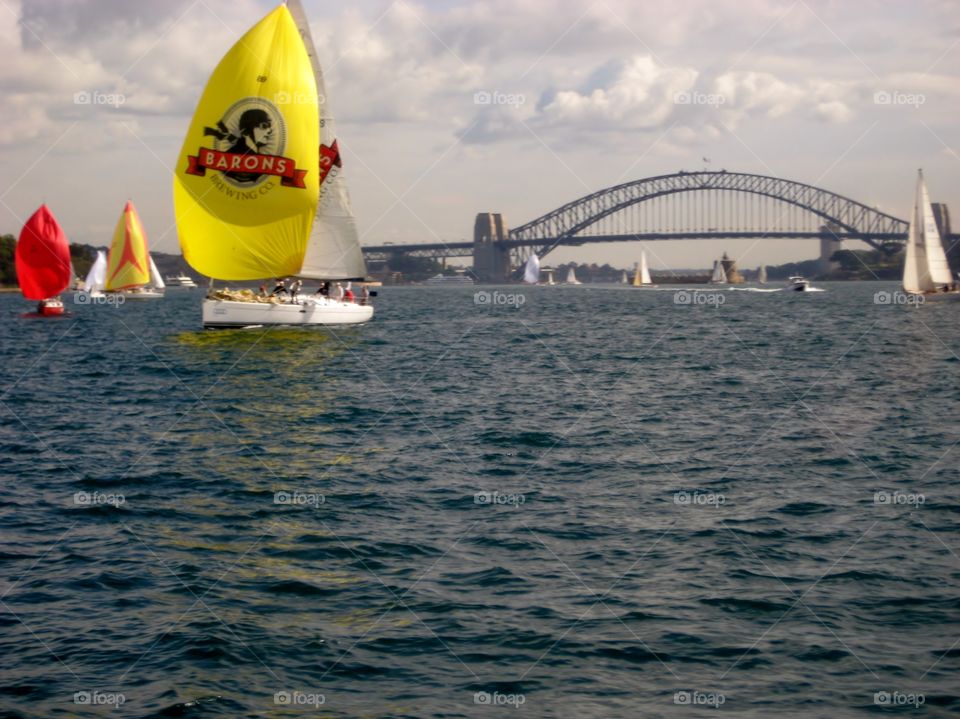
[1,283,958,717]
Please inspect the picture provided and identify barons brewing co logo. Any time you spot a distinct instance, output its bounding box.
[186,98,308,190]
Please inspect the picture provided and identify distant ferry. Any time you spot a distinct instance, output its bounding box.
[165,274,198,288]
[425,273,474,286]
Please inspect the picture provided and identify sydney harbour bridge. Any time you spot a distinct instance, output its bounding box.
[360,171,956,281]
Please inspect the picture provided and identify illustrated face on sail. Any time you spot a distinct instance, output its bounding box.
[187,99,307,190]
[173,5,320,281]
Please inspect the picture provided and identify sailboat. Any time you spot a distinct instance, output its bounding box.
[82,250,107,297]
[620,270,628,284]
[105,201,164,299]
[15,205,72,316]
[173,1,372,328]
[632,250,655,287]
[523,254,540,284]
[903,169,958,298]
[565,267,582,285]
[709,260,727,284]
[757,265,767,284]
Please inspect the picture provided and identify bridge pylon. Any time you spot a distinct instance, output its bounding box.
[473,213,511,282]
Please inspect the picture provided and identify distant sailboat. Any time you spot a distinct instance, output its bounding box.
[523,254,540,284]
[710,260,727,284]
[620,270,628,284]
[82,250,107,297]
[632,250,654,287]
[105,201,164,299]
[15,205,72,316]
[903,169,958,298]
[565,267,582,285]
[757,265,767,284]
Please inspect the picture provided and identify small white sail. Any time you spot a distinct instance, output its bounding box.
[640,250,652,285]
[620,270,628,284]
[710,260,727,284]
[524,254,540,284]
[148,256,165,289]
[565,267,580,284]
[757,265,767,283]
[288,0,367,281]
[83,250,107,293]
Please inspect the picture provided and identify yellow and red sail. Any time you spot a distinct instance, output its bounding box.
[105,201,151,291]
[172,4,320,280]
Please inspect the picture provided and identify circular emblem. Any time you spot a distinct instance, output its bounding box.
[211,97,287,189]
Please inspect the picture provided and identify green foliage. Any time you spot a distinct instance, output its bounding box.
[0,235,98,287]
[826,249,902,280]
[382,253,443,281]
[0,234,14,286]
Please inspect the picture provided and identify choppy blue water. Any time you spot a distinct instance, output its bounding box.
[1,283,959,718]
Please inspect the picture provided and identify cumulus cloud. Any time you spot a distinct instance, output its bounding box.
[540,56,696,129]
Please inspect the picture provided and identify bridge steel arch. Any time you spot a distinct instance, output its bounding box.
[509,171,909,260]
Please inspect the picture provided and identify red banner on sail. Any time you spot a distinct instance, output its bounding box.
[186,148,308,188]
[318,140,341,186]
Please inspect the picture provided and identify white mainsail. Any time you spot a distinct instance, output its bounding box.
[83,250,107,293]
[903,169,952,294]
[523,254,540,284]
[566,267,580,284]
[148,256,165,290]
[710,260,727,283]
[640,250,652,285]
[288,0,367,281]
[757,265,767,283]
[620,270,628,284]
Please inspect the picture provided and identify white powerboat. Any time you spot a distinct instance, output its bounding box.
[425,272,474,285]
[165,274,198,288]
[787,276,810,291]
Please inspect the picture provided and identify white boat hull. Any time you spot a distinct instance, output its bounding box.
[905,289,960,302]
[114,289,165,300]
[202,297,374,328]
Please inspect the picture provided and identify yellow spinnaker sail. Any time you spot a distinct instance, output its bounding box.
[106,201,151,291]
[173,5,320,280]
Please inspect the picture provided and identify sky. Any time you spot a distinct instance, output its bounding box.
[0,0,958,271]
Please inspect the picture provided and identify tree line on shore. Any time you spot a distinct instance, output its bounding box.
[0,235,931,287]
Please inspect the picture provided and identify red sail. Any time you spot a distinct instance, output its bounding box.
[15,205,72,300]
